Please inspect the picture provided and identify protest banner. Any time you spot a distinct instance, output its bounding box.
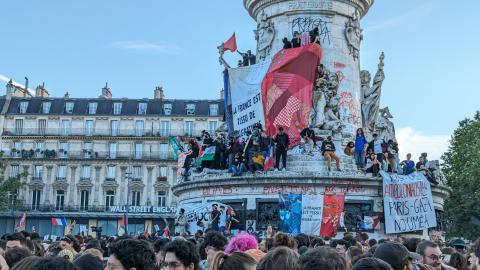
[320,194,345,237]
[279,194,324,236]
[381,171,437,234]
[181,201,231,233]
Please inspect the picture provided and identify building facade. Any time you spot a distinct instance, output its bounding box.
[0,84,224,237]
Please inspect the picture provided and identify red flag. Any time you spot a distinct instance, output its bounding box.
[17,212,26,231]
[320,194,345,237]
[144,223,150,238]
[223,33,237,52]
[261,44,322,146]
[163,218,170,238]
[264,146,274,171]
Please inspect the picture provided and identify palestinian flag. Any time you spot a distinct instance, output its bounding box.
[119,213,127,236]
[168,136,183,159]
[196,146,216,165]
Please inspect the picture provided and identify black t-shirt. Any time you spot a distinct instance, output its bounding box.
[211,210,219,224]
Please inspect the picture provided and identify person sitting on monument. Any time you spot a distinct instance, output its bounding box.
[321,136,341,171]
[365,152,381,176]
[252,151,265,172]
[316,64,328,87]
[344,141,354,156]
[238,50,256,66]
[300,126,316,155]
[182,139,199,181]
[400,153,415,175]
[368,133,385,163]
[282,37,292,49]
[273,127,290,171]
[291,31,301,48]
[386,139,398,173]
[310,27,321,45]
[229,152,247,176]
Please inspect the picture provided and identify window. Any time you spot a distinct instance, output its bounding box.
[61,120,70,135]
[209,121,217,134]
[59,142,68,158]
[10,165,19,178]
[80,190,89,211]
[157,191,167,207]
[56,190,65,210]
[186,104,196,115]
[159,166,167,177]
[138,103,147,115]
[134,143,143,159]
[65,102,74,114]
[135,120,144,136]
[163,103,172,115]
[113,103,122,115]
[209,104,219,116]
[85,120,94,136]
[57,165,66,180]
[185,121,194,136]
[132,166,141,180]
[14,119,23,135]
[8,190,17,209]
[131,191,141,206]
[107,166,116,180]
[19,101,28,113]
[88,102,97,114]
[35,141,44,158]
[110,120,119,136]
[32,190,41,210]
[109,143,117,159]
[33,165,43,180]
[83,142,93,158]
[105,191,115,208]
[160,121,170,137]
[11,142,21,157]
[159,143,169,159]
[38,119,47,135]
[42,102,51,114]
[81,165,91,180]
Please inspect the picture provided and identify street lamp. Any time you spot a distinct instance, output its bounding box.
[124,167,133,235]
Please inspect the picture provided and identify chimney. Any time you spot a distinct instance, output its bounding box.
[35,83,50,98]
[154,86,165,99]
[101,82,112,99]
[220,88,225,100]
[6,79,15,96]
[64,91,70,98]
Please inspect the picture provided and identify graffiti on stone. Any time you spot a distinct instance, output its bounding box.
[291,17,331,45]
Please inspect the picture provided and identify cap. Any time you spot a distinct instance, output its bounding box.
[450,239,467,247]
[374,241,410,269]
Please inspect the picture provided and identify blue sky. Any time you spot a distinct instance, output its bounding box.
[1,0,478,160]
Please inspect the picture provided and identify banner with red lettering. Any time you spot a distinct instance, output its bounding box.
[320,194,345,237]
[381,171,437,234]
[261,44,322,146]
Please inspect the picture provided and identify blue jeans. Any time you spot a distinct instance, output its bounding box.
[354,149,365,167]
[229,163,246,174]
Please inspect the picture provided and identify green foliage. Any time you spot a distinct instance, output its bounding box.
[442,111,480,239]
[0,153,26,211]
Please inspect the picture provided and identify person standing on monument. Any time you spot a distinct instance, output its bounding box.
[291,31,301,48]
[321,136,341,171]
[368,133,384,163]
[273,127,290,171]
[174,208,187,236]
[210,204,220,231]
[354,128,368,169]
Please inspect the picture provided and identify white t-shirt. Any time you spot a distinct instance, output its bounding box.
[373,139,383,154]
[219,209,227,227]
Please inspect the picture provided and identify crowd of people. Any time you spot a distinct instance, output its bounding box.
[1,229,479,270]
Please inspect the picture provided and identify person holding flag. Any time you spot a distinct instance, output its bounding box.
[181,139,199,181]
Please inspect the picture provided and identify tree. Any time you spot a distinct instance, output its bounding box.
[0,153,25,211]
[442,111,480,239]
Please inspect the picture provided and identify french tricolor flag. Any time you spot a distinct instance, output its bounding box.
[51,217,67,226]
[264,146,274,171]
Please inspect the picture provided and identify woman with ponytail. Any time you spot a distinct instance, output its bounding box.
[210,251,257,270]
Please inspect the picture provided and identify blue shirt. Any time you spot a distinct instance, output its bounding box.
[354,134,367,151]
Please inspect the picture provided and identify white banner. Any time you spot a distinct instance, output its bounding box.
[228,59,271,137]
[181,201,229,233]
[300,194,324,235]
[381,171,437,234]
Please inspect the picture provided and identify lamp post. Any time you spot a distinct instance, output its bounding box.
[124,168,132,235]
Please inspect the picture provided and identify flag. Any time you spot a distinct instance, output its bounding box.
[68,220,76,233]
[264,146,274,171]
[168,136,183,159]
[196,146,216,165]
[144,223,150,238]
[163,218,170,238]
[119,213,127,236]
[261,43,322,146]
[223,33,237,52]
[16,212,26,231]
[51,217,67,226]
[320,194,345,237]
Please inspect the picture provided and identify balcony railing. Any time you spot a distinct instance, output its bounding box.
[5,150,175,160]
[15,204,112,213]
[2,128,209,138]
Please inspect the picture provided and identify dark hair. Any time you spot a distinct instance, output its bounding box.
[273,232,296,249]
[416,240,438,256]
[295,234,310,248]
[164,239,200,270]
[108,239,156,270]
[346,246,364,265]
[73,254,103,270]
[299,247,347,270]
[204,231,227,251]
[65,235,81,253]
[6,233,26,245]
[32,241,44,257]
[472,238,480,258]
[5,247,31,268]
[84,239,102,251]
[312,237,325,248]
[336,239,351,249]
[368,239,377,248]
[373,133,378,137]
[257,246,299,270]
[10,256,42,270]
[403,238,421,252]
[352,257,393,270]
[154,238,170,253]
[30,257,76,270]
[210,252,256,270]
[447,253,468,270]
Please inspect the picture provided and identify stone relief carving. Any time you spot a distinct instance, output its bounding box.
[375,107,396,142]
[345,11,363,60]
[361,52,385,133]
[254,11,275,61]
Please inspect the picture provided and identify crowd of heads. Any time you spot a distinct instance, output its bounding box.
[1,229,479,270]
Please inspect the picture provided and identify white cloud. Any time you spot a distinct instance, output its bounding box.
[396,127,450,161]
[363,2,433,34]
[109,40,181,54]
